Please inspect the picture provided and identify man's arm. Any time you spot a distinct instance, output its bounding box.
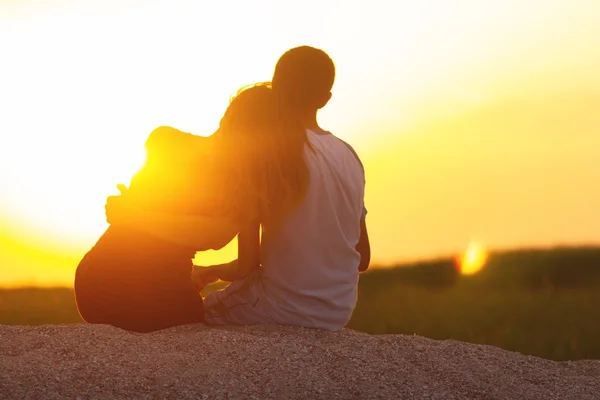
[191,221,261,286]
[357,218,371,272]
[106,194,239,251]
[236,220,261,276]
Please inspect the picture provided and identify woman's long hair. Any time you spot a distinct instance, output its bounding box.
[211,82,310,226]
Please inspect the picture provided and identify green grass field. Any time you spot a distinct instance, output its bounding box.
[1,247,599,361]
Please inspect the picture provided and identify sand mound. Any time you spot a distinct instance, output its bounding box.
[1,324,598,399]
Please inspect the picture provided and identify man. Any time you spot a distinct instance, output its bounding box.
[194,46,370,330]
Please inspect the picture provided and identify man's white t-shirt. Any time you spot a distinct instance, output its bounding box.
[258,129,367,331]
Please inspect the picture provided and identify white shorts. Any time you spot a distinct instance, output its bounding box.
[203,270,277,326]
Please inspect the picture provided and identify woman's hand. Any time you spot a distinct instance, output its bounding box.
[191,266,220,292]
[105,184,130,224]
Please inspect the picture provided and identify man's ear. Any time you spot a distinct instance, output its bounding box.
[317,92,332,109]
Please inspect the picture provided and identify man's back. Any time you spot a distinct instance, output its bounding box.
[260,129,366,330]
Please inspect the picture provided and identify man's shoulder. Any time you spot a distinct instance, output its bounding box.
[323,132,364,171]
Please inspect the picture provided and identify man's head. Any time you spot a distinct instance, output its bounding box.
[272,46,335,112]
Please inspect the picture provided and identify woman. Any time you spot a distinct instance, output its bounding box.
[74,83,309,333]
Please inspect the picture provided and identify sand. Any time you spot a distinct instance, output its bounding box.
[1,323,599,400]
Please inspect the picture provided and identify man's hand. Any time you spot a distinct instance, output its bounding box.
[105,184,129,224]
[191,266,220,292]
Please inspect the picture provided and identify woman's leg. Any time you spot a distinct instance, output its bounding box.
[75,241,205,333]
[77,273,205,333]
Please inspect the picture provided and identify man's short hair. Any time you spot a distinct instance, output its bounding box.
[272,46,335,110]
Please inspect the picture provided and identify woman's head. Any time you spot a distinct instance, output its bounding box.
[213,83,309,224]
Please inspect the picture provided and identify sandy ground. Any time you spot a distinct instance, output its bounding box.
[1,324,599,400]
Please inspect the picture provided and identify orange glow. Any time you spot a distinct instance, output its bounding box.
[457,242,488,276]
[2,1,600,286]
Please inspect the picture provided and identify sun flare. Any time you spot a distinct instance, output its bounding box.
[457,242,488,276]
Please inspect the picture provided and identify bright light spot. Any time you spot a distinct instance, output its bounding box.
[457,241,488,276]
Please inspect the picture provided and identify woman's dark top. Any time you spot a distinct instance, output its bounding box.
[74,127,212,333]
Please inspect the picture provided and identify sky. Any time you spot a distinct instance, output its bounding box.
[1,0,599,286]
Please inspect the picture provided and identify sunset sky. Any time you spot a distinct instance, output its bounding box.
[1,0,599,286]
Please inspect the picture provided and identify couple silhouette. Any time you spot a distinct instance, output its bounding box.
[74,46,370,333]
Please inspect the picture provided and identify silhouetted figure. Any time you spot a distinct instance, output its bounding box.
[74,127,210,332]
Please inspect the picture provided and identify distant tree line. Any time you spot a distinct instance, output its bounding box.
[364,246,600,290]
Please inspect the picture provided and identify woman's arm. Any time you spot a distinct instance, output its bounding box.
[105,194,239,251]
[191,220,261,286]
